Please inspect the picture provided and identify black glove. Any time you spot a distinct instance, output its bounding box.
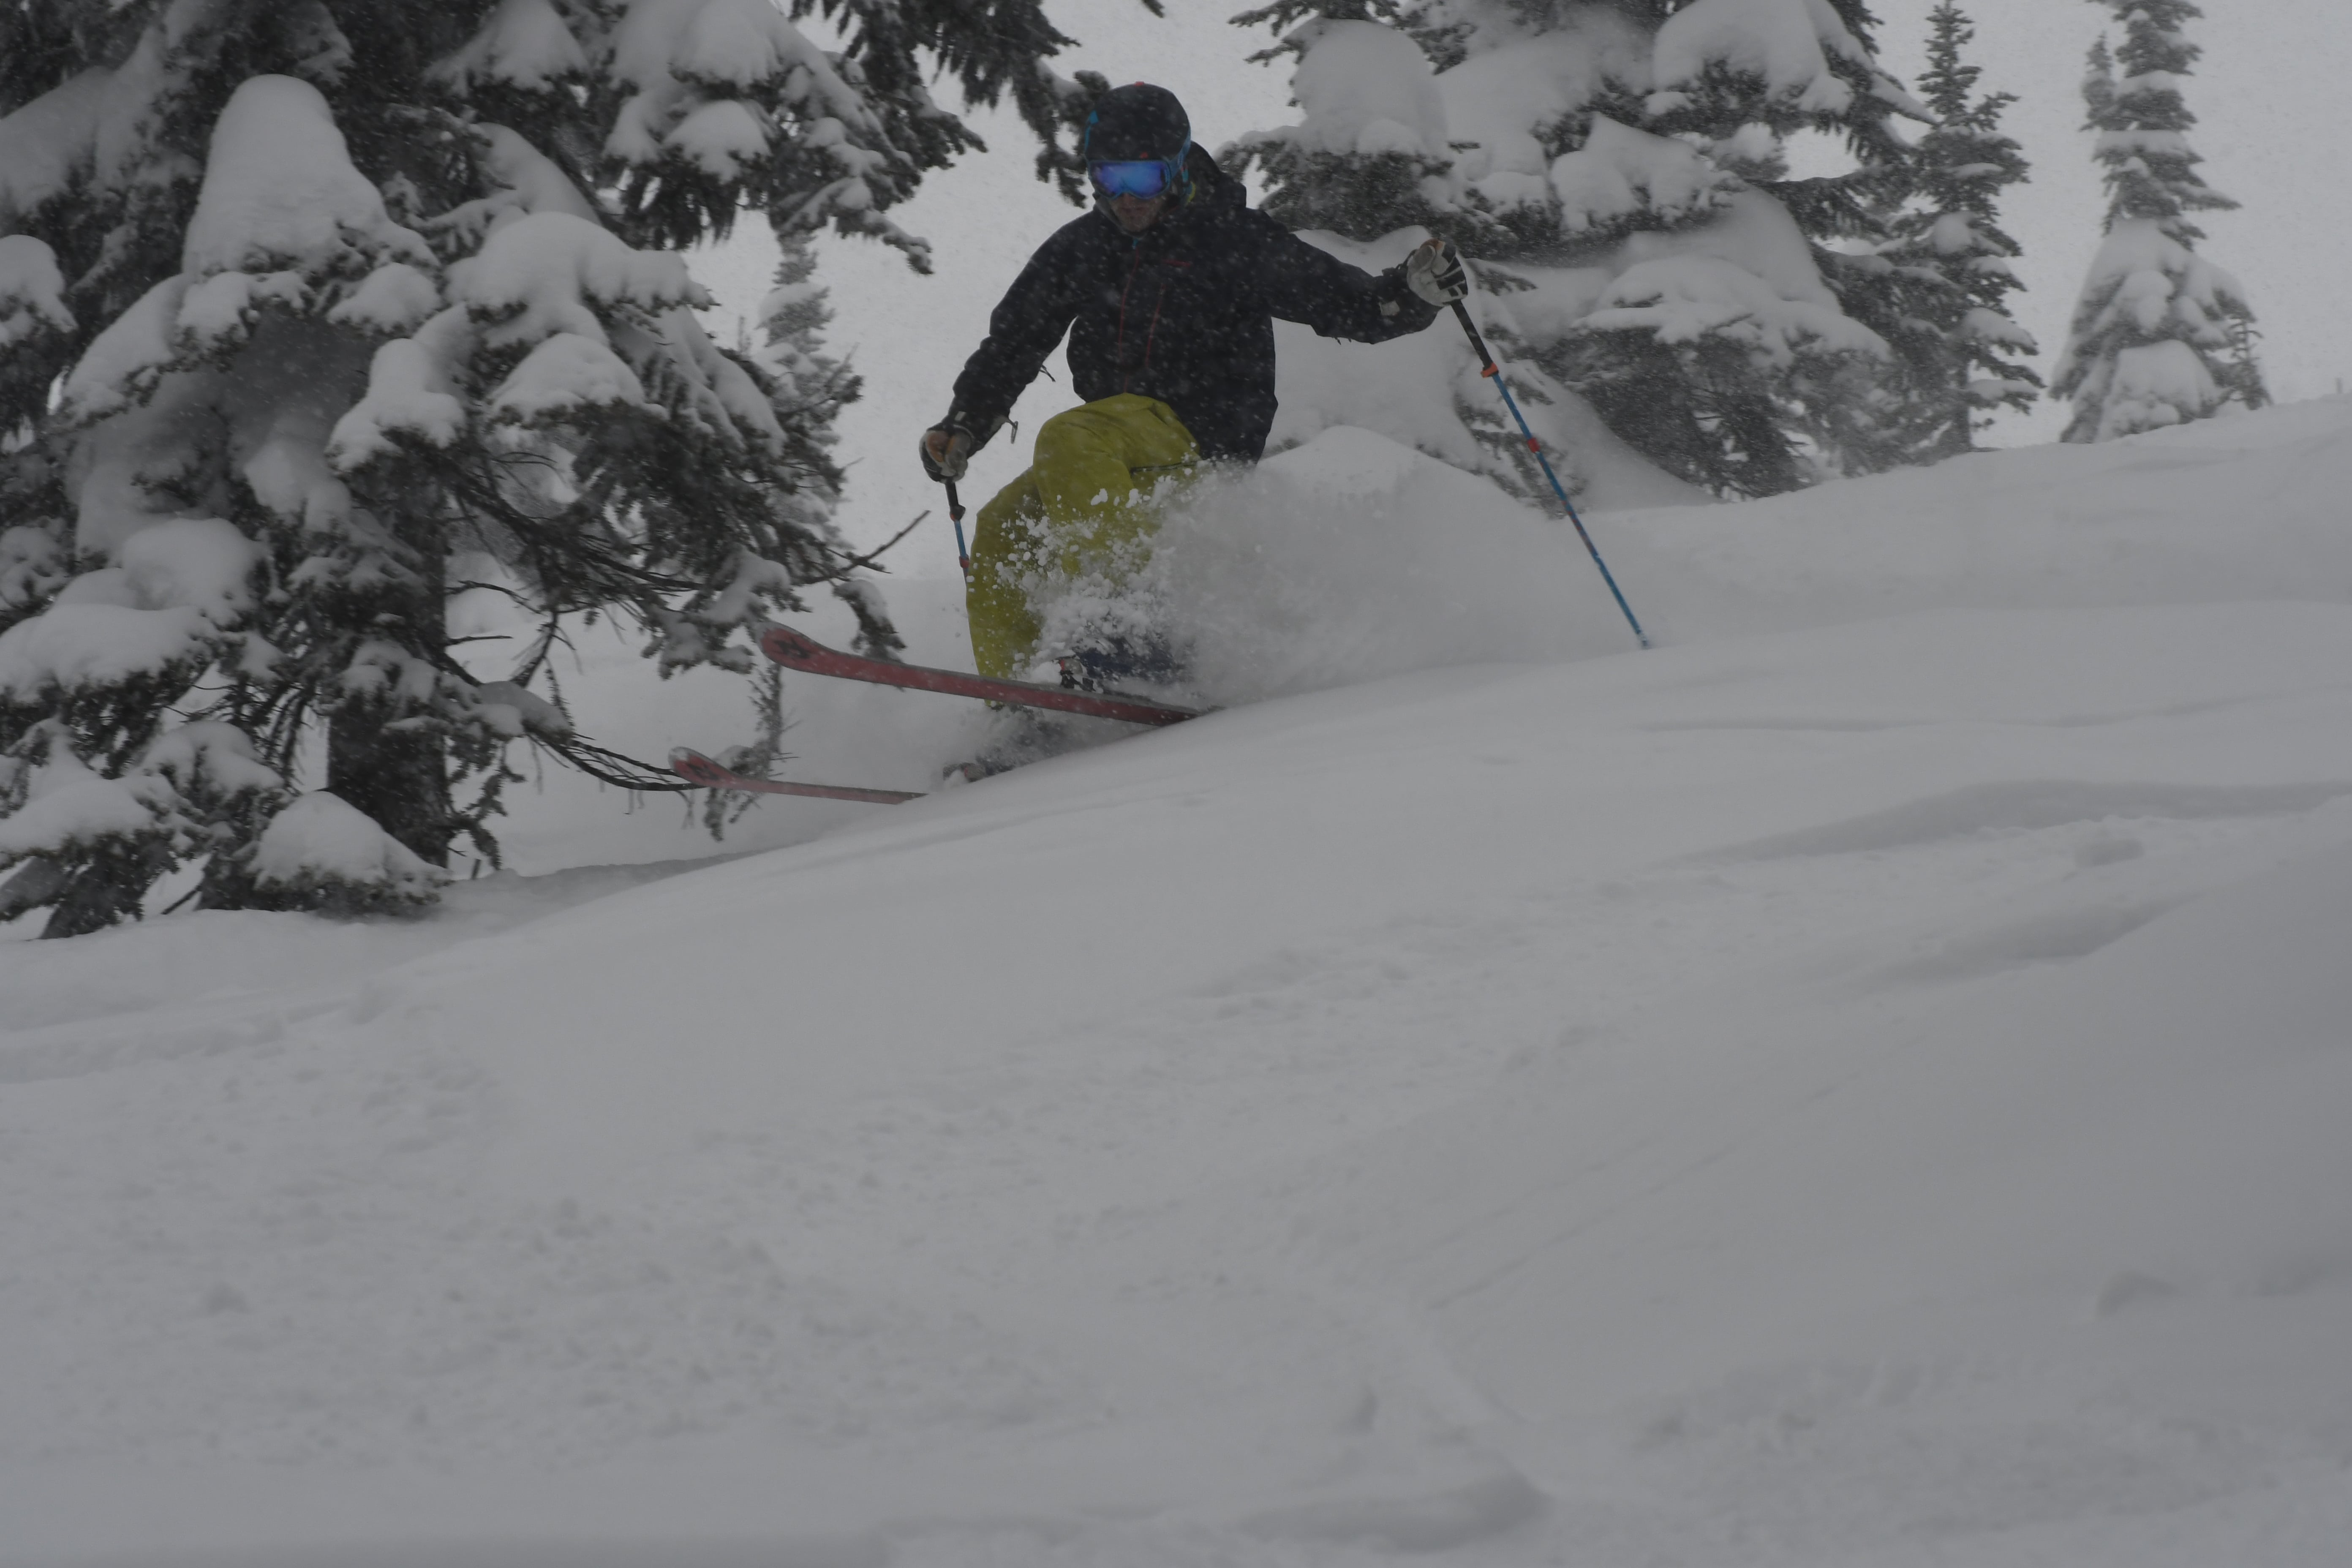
[919,421,973,483]
[920,409,1001,483]
[1403,237,1469,307]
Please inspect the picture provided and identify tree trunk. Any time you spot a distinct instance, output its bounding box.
[327,580,453,867]
[41,847,169,939]
[328,707,453,866]
[0,856,66,923]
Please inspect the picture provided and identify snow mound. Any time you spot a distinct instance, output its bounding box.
[0,725,281,866]
[250,793,445,907]
[1283,19,1450,161]
[181,76,433,284]
[0,520,262,702]
[0,750,159,858]
[430,0,591,95]
[435,125,604,243]
[602,0,869,166]
[0,604,210,702]
[490,330,649,421]
[449,210,704,347]
[57,274,188,420]
[1615,396,2352,639]
[323,261,441,337]
[0,234,73,349]
[1652,0,1872,114]
[328,309,473,465]
[115,517,264,623]
[1550,114,1736,233]
[138,721,284,800]
[0,67,108,226]
[1589,248,1883,359]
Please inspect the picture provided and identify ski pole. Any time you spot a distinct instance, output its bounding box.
[1451,299,1650,650]
[945,479,971,580]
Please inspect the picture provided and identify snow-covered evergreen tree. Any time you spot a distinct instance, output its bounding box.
[2053,0,2265,444]
[1229,0,1923,500]
[1227,2,1451,243]
[0,0,1106,936]
[691,228,853,840]
[753,228,859,535]
[1858,1,2039,466]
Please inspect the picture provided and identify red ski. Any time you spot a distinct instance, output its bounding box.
[669,748,923,804]
[759,623,1199,727]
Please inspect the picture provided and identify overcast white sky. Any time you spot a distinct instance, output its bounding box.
[698,0,2348,555]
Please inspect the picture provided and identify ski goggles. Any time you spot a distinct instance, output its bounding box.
[1089,158,1179,200]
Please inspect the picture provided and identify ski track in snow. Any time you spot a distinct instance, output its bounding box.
[9,408,2352,1563]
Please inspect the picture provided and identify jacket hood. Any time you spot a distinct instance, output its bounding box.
[1183,147,1246,212]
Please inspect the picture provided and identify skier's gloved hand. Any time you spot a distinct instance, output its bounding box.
[1404,237,1468,307]
[920,420,976,483]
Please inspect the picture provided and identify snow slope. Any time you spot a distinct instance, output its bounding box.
[7,403,2352,1564]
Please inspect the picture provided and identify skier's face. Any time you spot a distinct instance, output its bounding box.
[1108,191,1169,234]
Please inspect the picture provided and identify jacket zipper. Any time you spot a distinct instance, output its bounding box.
[1138,270,1171,386]
[1113,240,1144,392]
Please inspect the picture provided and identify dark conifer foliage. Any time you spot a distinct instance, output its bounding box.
[1228,0,1925,500]
[0,0,1120,934]
[1841,1,2039,468]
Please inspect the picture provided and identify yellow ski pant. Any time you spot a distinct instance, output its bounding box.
[966,394,1198,679]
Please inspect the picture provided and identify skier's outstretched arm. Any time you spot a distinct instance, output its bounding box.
[1259,226,1460,344]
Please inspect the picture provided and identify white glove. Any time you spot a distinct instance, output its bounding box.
[1405,237,1468,307]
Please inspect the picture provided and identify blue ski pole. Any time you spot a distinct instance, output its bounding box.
[1450,300,1650,650]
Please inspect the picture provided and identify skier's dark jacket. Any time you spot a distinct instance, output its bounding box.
[948,150,1438,464]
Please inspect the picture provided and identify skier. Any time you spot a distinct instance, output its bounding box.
[919,82,1467,687]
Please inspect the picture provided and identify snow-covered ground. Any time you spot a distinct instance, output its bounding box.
[6,399,2352,1564]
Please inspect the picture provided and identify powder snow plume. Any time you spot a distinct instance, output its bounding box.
[1031,425,1644,708]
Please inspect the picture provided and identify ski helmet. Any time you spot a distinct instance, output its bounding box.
[1083,83,1190,165]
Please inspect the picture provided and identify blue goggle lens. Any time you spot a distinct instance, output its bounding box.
[1089,159,1175,199]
